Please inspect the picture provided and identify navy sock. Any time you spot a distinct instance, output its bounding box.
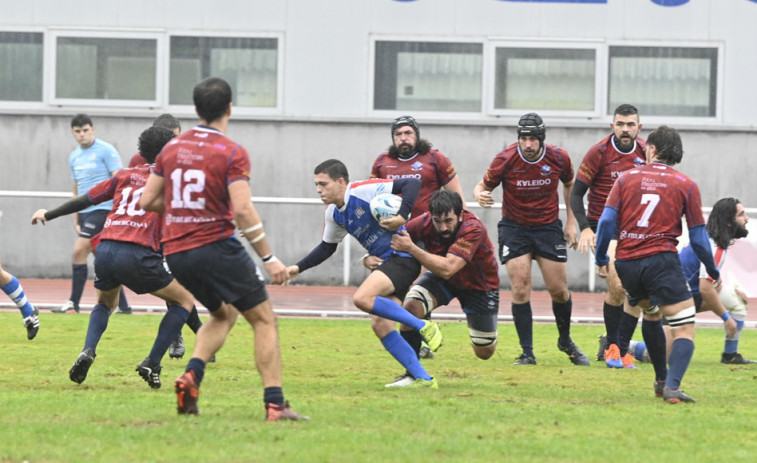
[186,357,206,385]
[724,319,743,354]
[666,338,695,390]
[264,387,285,406]
[186,305,203,333]
[70,264,88,309]
[617,311,639,356]
[552,296,572,343]
[381,331,431,380]
[84,304,111,352]
[371,296,423,331]
[118,287,129,311]
[512,302,534,357]
[400,329,423,358]
[603,302,624,346]
[149,305,190,364]
[641,318,668,382]
[2,275,35,318]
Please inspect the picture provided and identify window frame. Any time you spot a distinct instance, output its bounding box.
[0,27,47,111]
[484,39,606,119]
[47,29,166,108]
[606,40,723,124]
[369,36,487,120]
[165,30,285,116]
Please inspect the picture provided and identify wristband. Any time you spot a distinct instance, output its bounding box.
[263,255,279,263]
[361,253,370,262]
[241,223,263,234]
[249,232,266,244]
[261,253,275,262]
[721,312,731,322]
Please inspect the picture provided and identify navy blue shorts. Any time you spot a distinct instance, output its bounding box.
[412,272,499,333]
[94,240,173,294]
[497,218,567,264]
[376,254,421,301]
[166,238,268,312]
[614,252,692,307]
[78,209,109,238]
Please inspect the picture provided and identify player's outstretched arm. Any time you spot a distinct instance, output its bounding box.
[31,195,93,225]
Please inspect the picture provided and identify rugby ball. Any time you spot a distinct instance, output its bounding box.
[369,193,403,222]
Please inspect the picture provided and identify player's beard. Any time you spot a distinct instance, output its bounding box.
[615,135,635,153]
[734,223,749,239]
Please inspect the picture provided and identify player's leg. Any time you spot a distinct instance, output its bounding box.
[603,239,627,367]
[460,289,499,360]
[506,254,536,364]
[69,284,119,384]
[537,257,589,366]
[57,236,91,314]
[0,255,39,339]
[660,299,696,403]
[718,283,755,364]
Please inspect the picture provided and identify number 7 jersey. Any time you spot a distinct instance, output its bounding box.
[605,162,705,261]
[153,126,251,256]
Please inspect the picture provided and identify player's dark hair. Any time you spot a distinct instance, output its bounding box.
[193,77,232,124]
[646,125,683,165]
[613,104,639,118]
[707,197,743,249]
[429,190,463,217]
[138,127,175,164]
[387,138,432,159]
[152,113,181,132]
[314,159,350,183]
[70,113,93,128]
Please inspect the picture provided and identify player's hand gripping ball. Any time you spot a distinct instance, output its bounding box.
[369,193,403,223]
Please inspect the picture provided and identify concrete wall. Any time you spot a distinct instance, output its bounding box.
[2,114,755,290]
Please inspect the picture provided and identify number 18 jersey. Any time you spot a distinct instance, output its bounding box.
[153,126,251,256]
[605,162,705,261]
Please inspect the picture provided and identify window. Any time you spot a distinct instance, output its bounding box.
[55,36,158,102]
[170,36,279,108]
[492,46,596,112]
[609,46,718,117]
[374,41,483,112]
[0,32,43,101]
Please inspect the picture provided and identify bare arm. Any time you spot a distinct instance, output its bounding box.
[72,182,80,232]
[229,181,288,285]
[562,179,578,249]
[443,176,467,207]
[140,173,165,214]
[391,230,466,280]
[473,180,495,208]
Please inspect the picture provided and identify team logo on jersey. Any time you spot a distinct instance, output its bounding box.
[410,161,424,172]
[540,165,552,176]
[104,219,111,228]
[355,207,365,219]
[634,157,645,166]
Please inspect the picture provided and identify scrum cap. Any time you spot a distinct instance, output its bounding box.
[517,113,546,142]
[391,115,420,138]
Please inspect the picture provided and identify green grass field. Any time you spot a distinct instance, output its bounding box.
[1,312,756,463]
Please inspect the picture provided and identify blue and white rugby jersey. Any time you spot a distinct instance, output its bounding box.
[322,179,412,260]
[679,235,726,296]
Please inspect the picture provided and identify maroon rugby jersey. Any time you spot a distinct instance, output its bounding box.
[405,210,499,291]
[128,152,147,168]
[576,135,646,221]
[371,149,456,218]
[605,162,705,261]
[86,165,162,251]
[482,143,573,226]
[153,126,250,255]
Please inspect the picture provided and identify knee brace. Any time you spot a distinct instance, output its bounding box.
[666,306,696,328]
[405,285,437,316]
[470,328,498,347]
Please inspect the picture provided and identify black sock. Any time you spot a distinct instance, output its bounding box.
[552,296,573,343]
[400,329,423,358]
[149,305,190,364]
[186,357,206,385]
[617,311,639,356]
[70,264,88,309]
[118,287,130,310]
[512,302,534,356]
[642,318,668,382]
[264,387,284,406]
[186,305,203,333]
[603,302,624,346]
